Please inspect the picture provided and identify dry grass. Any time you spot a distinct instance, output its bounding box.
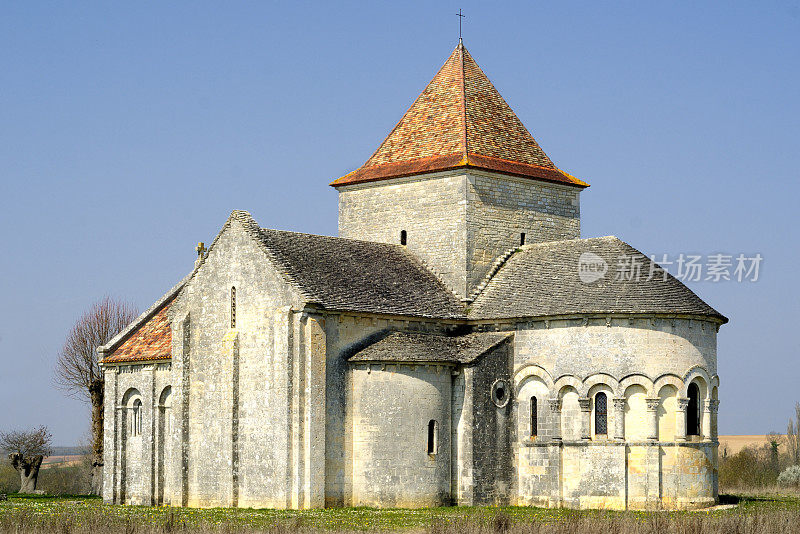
[2,493,800,534]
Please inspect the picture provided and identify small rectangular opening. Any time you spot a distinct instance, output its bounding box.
[520,232,526,245]
[427,420,437,455]
[400,230,407,246]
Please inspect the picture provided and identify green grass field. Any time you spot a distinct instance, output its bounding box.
[1,493,800,533]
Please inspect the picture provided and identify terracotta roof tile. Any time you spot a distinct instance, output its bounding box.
[102,296,174,363]
[331,44,588,188]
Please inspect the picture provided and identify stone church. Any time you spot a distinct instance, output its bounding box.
[99,43,726,510]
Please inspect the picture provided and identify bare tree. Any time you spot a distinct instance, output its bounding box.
[767,431,782,474]
[0,426,53,493]
[54,297,138,495]
[787,402,800,466]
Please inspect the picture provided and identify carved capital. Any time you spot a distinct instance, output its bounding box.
[578,398,591,412]
[548,399,562,413]
[706,399,720,413]
[677,397,690,410]
[612,398,626,411]
[646,398,661,411]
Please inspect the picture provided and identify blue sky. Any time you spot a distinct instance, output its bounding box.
[1,2,798,445]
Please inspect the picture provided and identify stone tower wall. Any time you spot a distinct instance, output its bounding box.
[465,172,580,295]
[336,170,581,299]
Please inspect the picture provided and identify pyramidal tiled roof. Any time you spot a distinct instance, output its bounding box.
[331,43,588,188]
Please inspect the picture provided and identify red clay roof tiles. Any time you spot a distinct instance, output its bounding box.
[102,296,173,364]
[331,43,588,188]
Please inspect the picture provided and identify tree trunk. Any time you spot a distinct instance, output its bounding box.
[89,378,104,496]
[9,453,43,493]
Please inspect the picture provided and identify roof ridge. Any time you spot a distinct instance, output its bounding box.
[459,42,469,161]
[362,44,464,168]
[464,246,521,304]
[394,245,467,311]
[228,212,321,304]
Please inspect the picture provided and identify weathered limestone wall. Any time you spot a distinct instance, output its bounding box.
[323,315,452,507]
[511,316,721,509]
[101,363,172,506]
[350,363,453,508]
[457,341,513,506]
[336,171,581,299]
[513,317,717,380]
[167,219,322,509]
[337,173,468,298]
[465,172,580,294]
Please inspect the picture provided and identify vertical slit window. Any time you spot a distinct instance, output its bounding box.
[520,232,526,245]
[687,383,700,436]
[530,396,538,437]
[427,420,437,455]
[595,392,608,435]
[131,399,142,437]
[230,286,236,329]
[400,230,407,246]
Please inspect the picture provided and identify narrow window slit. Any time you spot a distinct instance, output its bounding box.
[400,230,407,246]
[427,420,437,455]
[520,232,526,245]
[231,286,236,329]
[531,396,538,437]
[687,383,700,436]
[595,392,608,436]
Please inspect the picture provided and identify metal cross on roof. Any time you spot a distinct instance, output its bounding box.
[456,9,465,42]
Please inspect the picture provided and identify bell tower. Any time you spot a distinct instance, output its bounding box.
[332,43,588,301]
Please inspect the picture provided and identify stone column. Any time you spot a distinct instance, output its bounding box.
[548,399,562,441]
[703,399,716,441]
[102,367,118,504]
[646,398,660,441]
[708,400,720,441]
[578,398,591,440]
[141,364,156,506]
[304,313,327,509]
[613,398,626,441]
[675,398,688,441]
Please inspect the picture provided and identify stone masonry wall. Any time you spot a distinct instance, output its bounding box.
[167,218,314,509]
[459,341,513,505]
[350,363,453,508]
[322,316,453,507]
[102,363,172,506]
[336,170,581,300]
[511,317,720,509]
[465,172,580,294]
[337,173,468,298]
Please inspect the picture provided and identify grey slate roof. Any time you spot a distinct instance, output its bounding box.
[230,211,465,319]
[469,236,727,322]
[348,331,512,364]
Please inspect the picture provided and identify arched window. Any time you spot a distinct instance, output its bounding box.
[427,420,438,455]
[530,396,538,437]
[131,399,142,437]
[595,392,608,436]
[230,286,236,328]
[687,382,701,436]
